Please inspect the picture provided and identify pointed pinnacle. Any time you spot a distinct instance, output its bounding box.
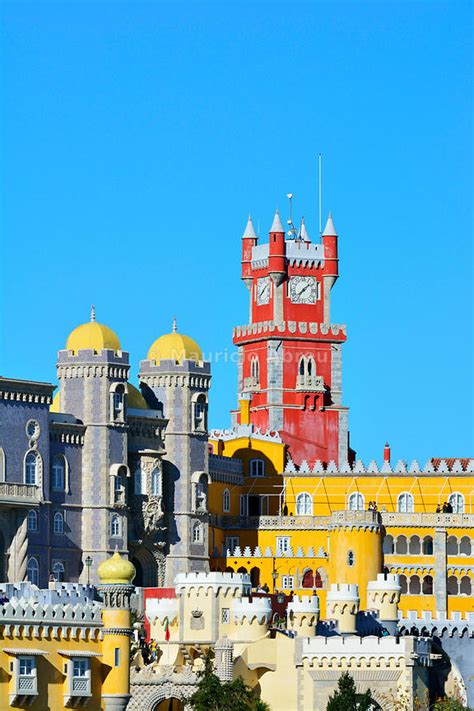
[172,316,177,333]
[242,214,257,240]
[270,208,284,233]
[90,305,96,322]
[322,212,337,236]
[299,217,310,242]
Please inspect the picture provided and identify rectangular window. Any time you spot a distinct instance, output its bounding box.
[114,648,120,667]
[249,459,265,477]
[239,496,248,516]
[276,536,291,555]
[281,575,294,589]
[221,608,230,624]
[19,657,34,676]
[73,659,88,677]
[224,536,239,554]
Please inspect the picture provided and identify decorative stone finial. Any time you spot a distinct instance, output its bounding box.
[299,217,310,242]
[90,304,96,322]
[172,316,177,333]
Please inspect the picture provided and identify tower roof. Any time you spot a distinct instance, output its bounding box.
[97,550,135,585]
[242,214,257,239]
[299,217,310,242]
[147,319,203,364]
[322,213,337,237]
[270,209,284,233]
[66,308,121,354]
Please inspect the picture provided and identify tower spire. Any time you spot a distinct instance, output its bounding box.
[242,214,257,240]
[172,316,177,333]
[270,208,284,233]
[299,217,310,242]
[322,212,337,236]
[90,304,96,322]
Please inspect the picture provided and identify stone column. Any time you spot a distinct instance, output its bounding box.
[7,512,28,582]
[433,528,447,614]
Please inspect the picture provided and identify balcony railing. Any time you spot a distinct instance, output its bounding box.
[0,482,40,506]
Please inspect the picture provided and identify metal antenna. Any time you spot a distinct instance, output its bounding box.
[318,154,322,235]
[286,193,297,239]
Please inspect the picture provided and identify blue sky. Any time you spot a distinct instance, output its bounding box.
[1,1,472,463]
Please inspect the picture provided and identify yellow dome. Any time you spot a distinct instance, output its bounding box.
[128,384,147,409]
[50,391,60,413]
[66,307,121,355]
[97,551,136,585]
[147,319,202,364]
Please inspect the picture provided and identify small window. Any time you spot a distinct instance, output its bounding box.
[276,536,291,554]
[52,561,65,582]
[151,468,161,496]
[51,455,66,491]
[111,514,121,537]
[240,495,248,516]
[27,509,38,532]
[397,492,414,513]
[114,648,120,667]
[348,492,364,511]
[134,468,145,495]
[73,658,89,678]
[19,657,35,676]
[249,459,265,477]
[449,492,464,513]
[223,489,230,513]
[347,550,355,567]
[221,608,230,624]
[25,452,38,485]
[224,536,239,554]
[296,492,312,515]
[192,522,202,543]
[193,395,208,432]
[53,512,64,535]
[281,575,294,589]
[27,557,39,586]
[111,384,125,422]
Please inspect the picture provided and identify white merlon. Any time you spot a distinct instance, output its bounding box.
[288,595,320,614]
[242,215,257,240]
[326,583,359,602]
[322,213,337,236]
[232,596,272,622]
[175,571,251,594]
[367,574,401,592]
[270,209,284,233]
[146,597,178,624]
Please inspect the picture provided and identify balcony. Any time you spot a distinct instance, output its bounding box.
[0,482,40,507]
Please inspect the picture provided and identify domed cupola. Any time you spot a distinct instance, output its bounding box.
[66,306,121,355]
[147,318,202,364]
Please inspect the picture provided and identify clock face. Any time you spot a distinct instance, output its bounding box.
[289,276,318,304]
[256,277,271,305]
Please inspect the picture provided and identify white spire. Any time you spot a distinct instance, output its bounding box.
[270,208,284,233]
[90,305,96,322]
[242,214,257,239]
[322,212,337,236]
[298,217,310,242]
[172,316,177,333]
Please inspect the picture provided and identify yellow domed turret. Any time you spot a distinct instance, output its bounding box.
[66,306,121,355]
[147,318,202,364]
[127,383,147,409]
[97,551,135,585]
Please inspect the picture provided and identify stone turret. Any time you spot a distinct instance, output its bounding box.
[231,597,272,641]
[215,636,234,681]
[326,583,360,634]
[367,573,402,634]
[287,594,320,636]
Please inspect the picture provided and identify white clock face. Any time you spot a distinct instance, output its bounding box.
[289,276,318,304]
[256,277,270,305]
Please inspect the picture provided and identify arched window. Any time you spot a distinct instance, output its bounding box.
[51,455,66,491]
[460,576,471,595]
[151,467,161,496]
[422,536,433,555]
[314,570,324,588]
[409,575,420,595]
[459,536,471,556]
[395,535,408,555]
[250,357,260,386]
[25,452,39,485]
[110,514,120,537]
[223,489,230,513]
[134,468,145,495]
[299,358,306,376]
[409,535,421,555]
[0,447,5,482]
[250,566,260,587]
[348,492,364,511]
[110,383,125,422]
[347,550,355,567]
[52,561,65,582]
[27,509,38,532]
[27,557,39,586]
[397,492,414,513]
[399,575,408,594]
[53,512,64,535]
[296,492,313,515]
[302,569,314,588]
[192,522,202,544]
[447,575,459,596]
[249,459,265,478]
[447,536,458,556]
[383,535,394,554]
[449,492,464,513]
[422,575,433,595]
[193,394,208,432]
[307,357,314,376]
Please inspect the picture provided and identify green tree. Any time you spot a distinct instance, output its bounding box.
[189,651,270,711]
[432,699,472,711]
[326,672,377,711]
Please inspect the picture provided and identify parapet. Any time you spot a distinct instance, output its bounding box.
[326,584,359,602]
[232,597,272,624]
[0,582,98,607]
[175,571,251,597]
[283,457,474,475]
[301,634,432,667]
[288,594,320,614]
[146,597,178,624]
[367,574,401,592]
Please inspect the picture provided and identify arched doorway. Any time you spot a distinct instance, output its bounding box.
[131,547,159,587]
[154,699,184,711]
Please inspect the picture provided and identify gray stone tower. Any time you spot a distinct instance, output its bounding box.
[139,320,211,585]
[56,309,130,581]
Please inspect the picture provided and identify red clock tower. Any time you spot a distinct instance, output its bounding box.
[233,208,350,467]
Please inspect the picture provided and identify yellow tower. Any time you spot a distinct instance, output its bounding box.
[328,510,383,609]
[97,551,136,711]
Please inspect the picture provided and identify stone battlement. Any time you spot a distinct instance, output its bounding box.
[145,598,179,624]
[233,321,346,341]
[326,584,359,601]
[284,457,474,475]
[288,594,320,613]
[175,571,251,596]
[367,574,401,592]
[232,597,272,623]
